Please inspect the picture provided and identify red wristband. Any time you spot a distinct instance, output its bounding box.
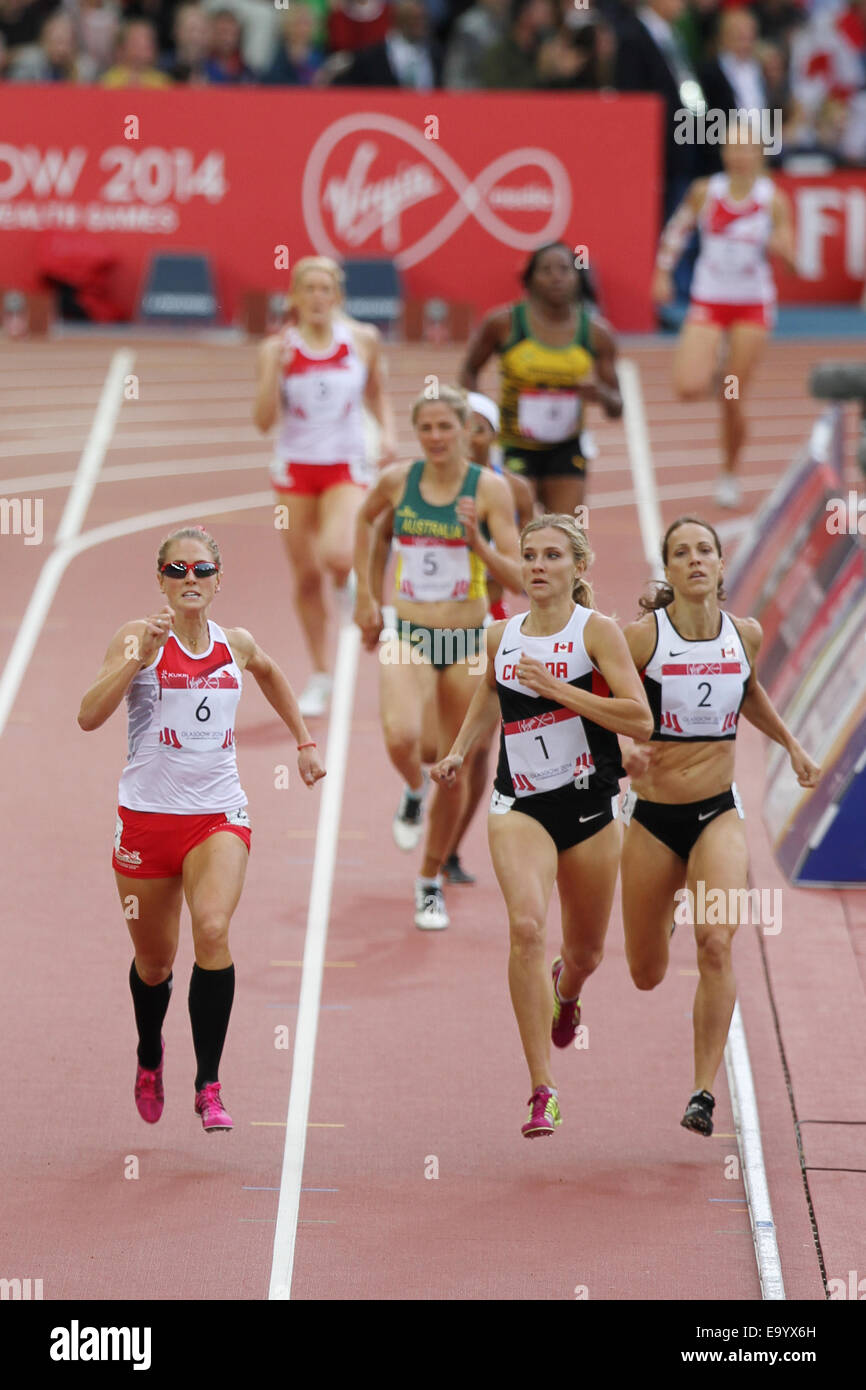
[297,741,317,750]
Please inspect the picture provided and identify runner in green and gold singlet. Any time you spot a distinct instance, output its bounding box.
[460,242,623,515]
[354,386,522,932]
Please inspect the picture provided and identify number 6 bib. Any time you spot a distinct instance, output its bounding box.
[159,679,237,749]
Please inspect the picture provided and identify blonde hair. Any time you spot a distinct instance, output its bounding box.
[157,526,221,570]
[411,384,470,427]
[290,255,345,302]
[520,513,594,607]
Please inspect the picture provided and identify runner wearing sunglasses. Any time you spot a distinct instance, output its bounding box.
[78,526,325,1135]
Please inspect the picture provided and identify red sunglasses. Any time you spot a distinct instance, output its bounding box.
[160,561,219,579]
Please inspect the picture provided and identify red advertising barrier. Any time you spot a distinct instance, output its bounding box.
[775,172,866,303]
[0,87,662,331]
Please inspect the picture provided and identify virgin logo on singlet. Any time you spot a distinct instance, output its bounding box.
[157,640,239,749]
[645,609,748,740]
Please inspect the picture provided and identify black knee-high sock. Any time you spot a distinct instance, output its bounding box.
[188,963,235,1091]
[129,961,173,1070]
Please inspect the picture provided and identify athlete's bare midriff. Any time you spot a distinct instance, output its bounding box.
[631,739,736,804]
[393,597,488,630]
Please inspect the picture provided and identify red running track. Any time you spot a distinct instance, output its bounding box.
[1,334,864,1301]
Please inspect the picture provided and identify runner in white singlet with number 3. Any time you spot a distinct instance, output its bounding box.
[253,256,396,716]
[652,130,798,509]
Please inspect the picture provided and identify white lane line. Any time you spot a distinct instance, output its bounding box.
[617,358,664,583]
[0,426,260,459]
[269,616,361,1301]
[0,453,267,497]
[67,491,274,555]
[56,350,135,545]
[0,451,792,498]
[0,348,134,738]
[619,354,786,1303]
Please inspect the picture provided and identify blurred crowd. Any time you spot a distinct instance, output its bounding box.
[1,0,864,170]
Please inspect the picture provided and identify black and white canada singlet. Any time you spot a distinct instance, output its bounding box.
[493,604,624,799]
[642,607,750,742]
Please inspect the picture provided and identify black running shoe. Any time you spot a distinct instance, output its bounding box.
[681,1089,715,1136]
[443,853,475,885]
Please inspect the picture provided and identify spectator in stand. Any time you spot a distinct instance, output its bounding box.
[674,0,719,70]
[614,0,708,218]
[9,8,97,77]
[752,0,806,50]
[699,9,771,167]
[100,16,172,83]
[262,2,323,85]
[201,0,281,73]
[204,7,252,81]
[479,0,557,89]
[65,0,120,76]
[0,0,62,51]
[0,30,7,74]
[327,0,391,54]
[122,0,175,55]
[330,0,441,87]
[700,9,769,117]
[758,36,804,146]
[788,0,865,161]
[442,0,508,89]
[165,2,211,82]
[536,4,610,89]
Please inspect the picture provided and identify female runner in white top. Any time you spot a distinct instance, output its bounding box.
[652,130,797,509]
[432,515,653,1138]
[78,526,325,1134]
[620,517,819,1134]
[253,255,396,716]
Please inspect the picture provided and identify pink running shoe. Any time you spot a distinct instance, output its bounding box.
[522,1086,562,1139]
[135,1038,165,1124]
[551,957,582,1049]
[194,1082,233,1133]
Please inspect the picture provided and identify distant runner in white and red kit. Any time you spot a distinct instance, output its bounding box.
[652,129,798,509]
[254,255,396,717]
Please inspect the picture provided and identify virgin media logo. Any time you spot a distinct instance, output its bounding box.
[302,113,571,268]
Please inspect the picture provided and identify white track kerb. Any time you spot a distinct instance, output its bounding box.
[269,614,361,1300]
[0,348,135,739]
[618,357,786,1301]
